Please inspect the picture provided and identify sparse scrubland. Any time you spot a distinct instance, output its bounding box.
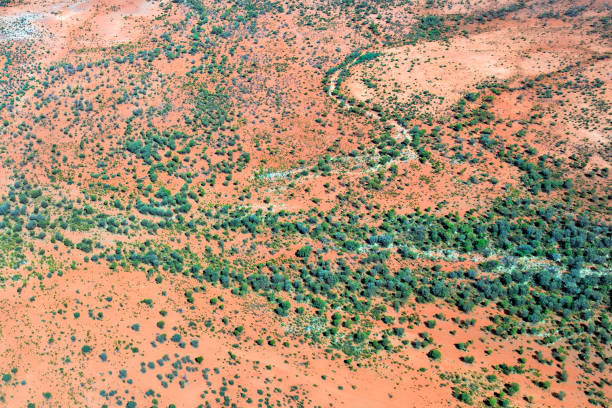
[0,0,609,406]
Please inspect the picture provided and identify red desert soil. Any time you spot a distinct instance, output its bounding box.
[0,0,609,407]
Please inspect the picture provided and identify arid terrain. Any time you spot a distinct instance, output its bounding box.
[0,0,610,407]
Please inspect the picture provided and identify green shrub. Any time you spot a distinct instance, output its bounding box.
[428,349,442,360]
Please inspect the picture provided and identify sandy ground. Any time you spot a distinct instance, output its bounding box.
[0,0,609,406]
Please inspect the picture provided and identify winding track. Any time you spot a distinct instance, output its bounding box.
[255,52,418,183]
[327,53,414,145]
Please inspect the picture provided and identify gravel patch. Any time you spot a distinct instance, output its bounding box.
[0,12,44,42]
